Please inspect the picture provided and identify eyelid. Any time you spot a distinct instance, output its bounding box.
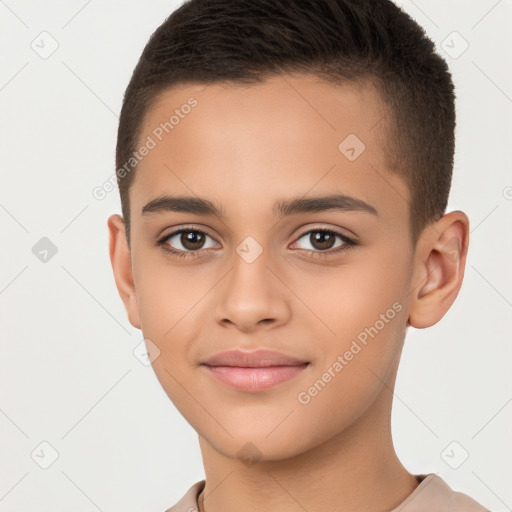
[157,223,217,240]
[292,222,358,242]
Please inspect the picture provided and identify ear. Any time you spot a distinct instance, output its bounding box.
[107,214,141,330]
[408,211,470,329]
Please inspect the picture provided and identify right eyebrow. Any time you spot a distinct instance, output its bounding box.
[141,195,224,217]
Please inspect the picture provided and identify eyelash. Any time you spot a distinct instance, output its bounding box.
[156,226,357,260]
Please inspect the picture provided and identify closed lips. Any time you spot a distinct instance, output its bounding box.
[202,349,310,367]
[201,349,311,393]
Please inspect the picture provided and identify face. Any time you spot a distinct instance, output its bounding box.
[110,75,418,460]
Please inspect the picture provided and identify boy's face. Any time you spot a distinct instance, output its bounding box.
[110,75,419,459]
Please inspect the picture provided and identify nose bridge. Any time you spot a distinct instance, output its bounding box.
[214,240,290,331]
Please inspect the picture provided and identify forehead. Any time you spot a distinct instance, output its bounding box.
[130,74,409,232]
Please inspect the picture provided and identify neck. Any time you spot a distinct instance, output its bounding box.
[197,371,418,512]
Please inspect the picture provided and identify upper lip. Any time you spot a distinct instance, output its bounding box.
[202,349,309,367]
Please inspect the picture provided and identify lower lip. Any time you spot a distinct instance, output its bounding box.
[203,364,309,392]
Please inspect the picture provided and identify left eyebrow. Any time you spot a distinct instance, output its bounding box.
[273,194,378,217]
[140,193,378,218]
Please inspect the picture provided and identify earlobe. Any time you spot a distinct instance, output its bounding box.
[107,214,142,330]
[408,211,469,329]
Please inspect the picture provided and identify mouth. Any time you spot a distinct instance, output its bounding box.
[201,349,311,392]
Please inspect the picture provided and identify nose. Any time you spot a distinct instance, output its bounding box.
[214,249,291,333]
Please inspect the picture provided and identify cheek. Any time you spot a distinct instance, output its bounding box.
[290,249,409,416]
[131,259,211,395]
[133,254,211,339]
[290,246,409,348]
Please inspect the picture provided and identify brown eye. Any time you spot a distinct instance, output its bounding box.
[291,228,356,257]
[158,228,219,258]
[180,230,206,250]
[308,231,337,250]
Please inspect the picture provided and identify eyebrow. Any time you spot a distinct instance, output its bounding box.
[141,194,378,218]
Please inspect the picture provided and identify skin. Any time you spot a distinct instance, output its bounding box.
[108,74,469,512]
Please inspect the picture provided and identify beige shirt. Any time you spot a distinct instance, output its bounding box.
[165,473,490,512]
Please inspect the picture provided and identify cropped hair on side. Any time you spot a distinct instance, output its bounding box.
[115,0,456,249]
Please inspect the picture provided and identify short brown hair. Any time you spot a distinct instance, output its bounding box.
[116,0,456,248]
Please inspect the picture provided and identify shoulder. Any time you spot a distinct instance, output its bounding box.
[163,480,205,512]
[391,473,490,512]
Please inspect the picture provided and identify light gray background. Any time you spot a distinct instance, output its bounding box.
[1,1,511,510]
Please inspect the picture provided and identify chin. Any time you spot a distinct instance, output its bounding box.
[200,425,320,464]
